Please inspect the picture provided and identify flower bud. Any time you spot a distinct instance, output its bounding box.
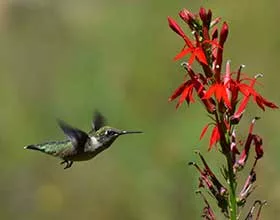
[167,17,186,39]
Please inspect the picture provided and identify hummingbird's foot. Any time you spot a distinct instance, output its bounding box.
[60,160,73,169]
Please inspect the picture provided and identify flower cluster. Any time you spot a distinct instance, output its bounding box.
[167,7,278,220]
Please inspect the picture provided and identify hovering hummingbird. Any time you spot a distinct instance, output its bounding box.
[24,112,142,169]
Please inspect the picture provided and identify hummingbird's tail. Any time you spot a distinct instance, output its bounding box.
[24,141,69,157]
[24,143,53,153]
[24,145,42,151]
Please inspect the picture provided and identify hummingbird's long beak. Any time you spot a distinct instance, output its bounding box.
[120,130,143,135]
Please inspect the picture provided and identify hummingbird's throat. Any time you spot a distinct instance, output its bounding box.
[90,136,102,149]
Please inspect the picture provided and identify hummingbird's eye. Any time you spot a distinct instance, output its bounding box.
[105,130,115,136]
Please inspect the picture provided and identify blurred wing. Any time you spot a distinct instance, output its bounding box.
[91,111,106,132]
[58,119,89,151]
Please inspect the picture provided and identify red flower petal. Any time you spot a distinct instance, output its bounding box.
[236,118,257,168]
[203,39,222,49]
[179,8,195,25]
[188,52,196,65]
[254,95,265,111]
[176,85,194,108]
[220,22,229,45]
[209,125,220,150]
[215,84,224,102]
[195,48,208,65]
[253,135,263,159]
[220,86,231,108]
[233,79,257,119]
[169,82,187,102]
[233,95,250,120]
[199,7,207,24]
[254,94,278,111]
[261,97,278,109]
[174,48,192,60]
[238,83,256,96]
[200,123,210,140]
[204,84,231,109]
[203,84,217,100]
[237,134,253,167]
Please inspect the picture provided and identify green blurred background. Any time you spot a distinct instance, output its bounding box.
[1,0,280,219]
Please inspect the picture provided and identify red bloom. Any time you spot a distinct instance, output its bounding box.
[200,123,210,140]
[169,81,188,102]
[209,124,220,150]
[167,17,186,39]
[167,17,193,48]
[213,22,229,79]
[199,123,221,150]
[169,80,195,108]
[179,8,196,29]
[168,16,214,65]
[173,36,222,66]
[233,74,278,120]
[174,45,208,65]
[199,7,212,28]
[254,93,278,111]
[235,118,264,170]
[204,83,231,109]
[169,63,216,113]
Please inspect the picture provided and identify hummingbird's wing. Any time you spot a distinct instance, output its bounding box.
[90,111,106,133]
[57,119,89,152]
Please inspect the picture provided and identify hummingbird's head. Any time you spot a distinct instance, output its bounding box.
[95,126,142,147]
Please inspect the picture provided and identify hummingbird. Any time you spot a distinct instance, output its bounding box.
[24,112,142,169]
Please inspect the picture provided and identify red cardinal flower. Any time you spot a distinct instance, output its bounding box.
[168,14,208,65]
[167,17,186,39]
[168,80,195,108]
[168,6,277,219]
[233,74,278,120]
[199,123,221,150]
[209,124,220,150]
[179,8,196,29]
[189,152,228,214]
[214,22,229,79]
[235,118,265,170]
[204,83,231,109]
[174,45,208,65]
[254,93,278,111]
[167,17,193,48]
[169,63,216,113]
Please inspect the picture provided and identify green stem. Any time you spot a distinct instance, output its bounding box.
[217,112,237,219]
[224,130,237,219]
[214,108,237,219]
[227,154,237,220]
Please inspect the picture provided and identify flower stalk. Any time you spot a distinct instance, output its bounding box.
[227,152,237,220]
